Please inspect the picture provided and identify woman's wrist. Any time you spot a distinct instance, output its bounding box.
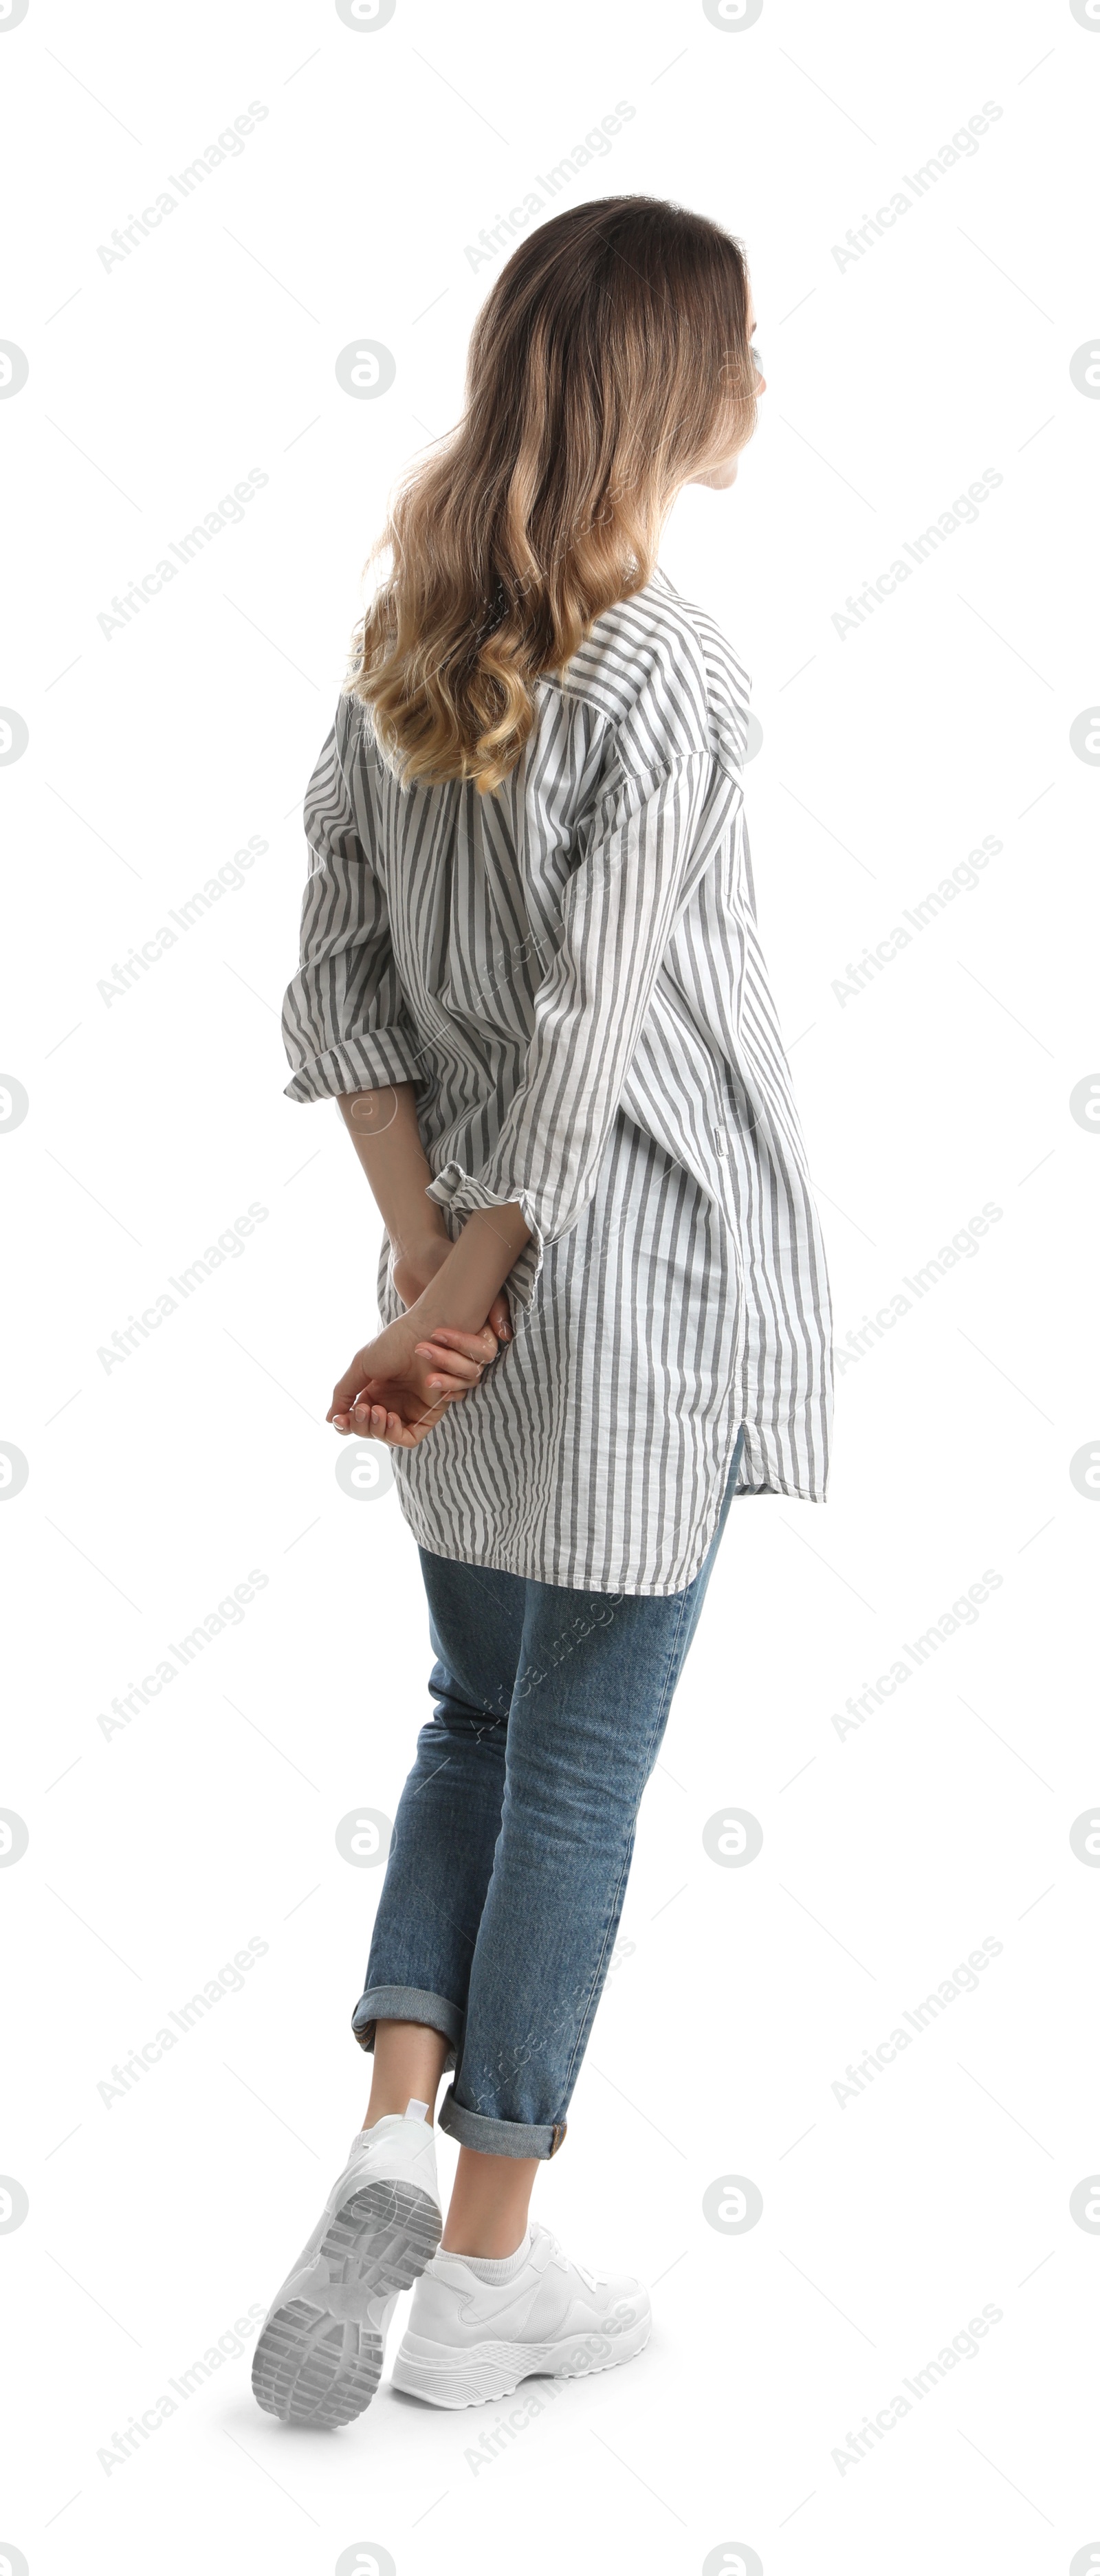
[404,1269,481,1339]
[390,1216,451,1268]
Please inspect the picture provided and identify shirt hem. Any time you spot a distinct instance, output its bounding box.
[391,1460,825,1597]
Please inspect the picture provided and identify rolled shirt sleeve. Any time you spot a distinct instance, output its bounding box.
[282,696,429,1105]
[424,751,716,1320]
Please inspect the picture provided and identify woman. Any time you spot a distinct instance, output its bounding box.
[253,195,832,2428]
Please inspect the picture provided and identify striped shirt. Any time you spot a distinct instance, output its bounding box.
[282,566,833,1595]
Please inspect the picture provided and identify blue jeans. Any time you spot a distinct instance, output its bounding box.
[353,1427,746,2157]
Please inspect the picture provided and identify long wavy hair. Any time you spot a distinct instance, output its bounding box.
[346,196,758,795]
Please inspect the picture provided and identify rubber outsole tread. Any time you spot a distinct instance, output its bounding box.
[252,2178,441,2429]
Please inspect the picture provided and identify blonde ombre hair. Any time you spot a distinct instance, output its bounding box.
[346,196,758,795]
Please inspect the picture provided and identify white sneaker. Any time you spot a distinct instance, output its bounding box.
[251,2106,441,2428]
[390,2221,651,2408]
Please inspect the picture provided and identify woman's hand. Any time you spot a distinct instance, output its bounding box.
[390,1232,512,1346]
[327,1307,501,1451]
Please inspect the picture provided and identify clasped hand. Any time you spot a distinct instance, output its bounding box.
[328,1239,511,1451]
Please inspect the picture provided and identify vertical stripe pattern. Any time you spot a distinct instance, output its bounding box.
[282,568,833,1594]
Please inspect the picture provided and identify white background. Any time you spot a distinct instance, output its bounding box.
[1,2,1097,2571]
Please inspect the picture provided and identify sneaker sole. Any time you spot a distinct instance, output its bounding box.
[252,2177,441,2429]
[390,2309,652,2409]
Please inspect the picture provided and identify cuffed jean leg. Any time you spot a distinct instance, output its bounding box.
[437,1431,745,2158]
[351,1556,527,2069]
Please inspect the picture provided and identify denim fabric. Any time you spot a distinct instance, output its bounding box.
[353,1428,746,2157]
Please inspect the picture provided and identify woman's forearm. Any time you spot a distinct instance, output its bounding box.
[337,1083,448,1261]
[337,1083,531,1333]
[412,1202,532,1337]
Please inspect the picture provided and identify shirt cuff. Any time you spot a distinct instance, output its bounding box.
[283,1030,430,1105]
[424,1163,545,1327]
